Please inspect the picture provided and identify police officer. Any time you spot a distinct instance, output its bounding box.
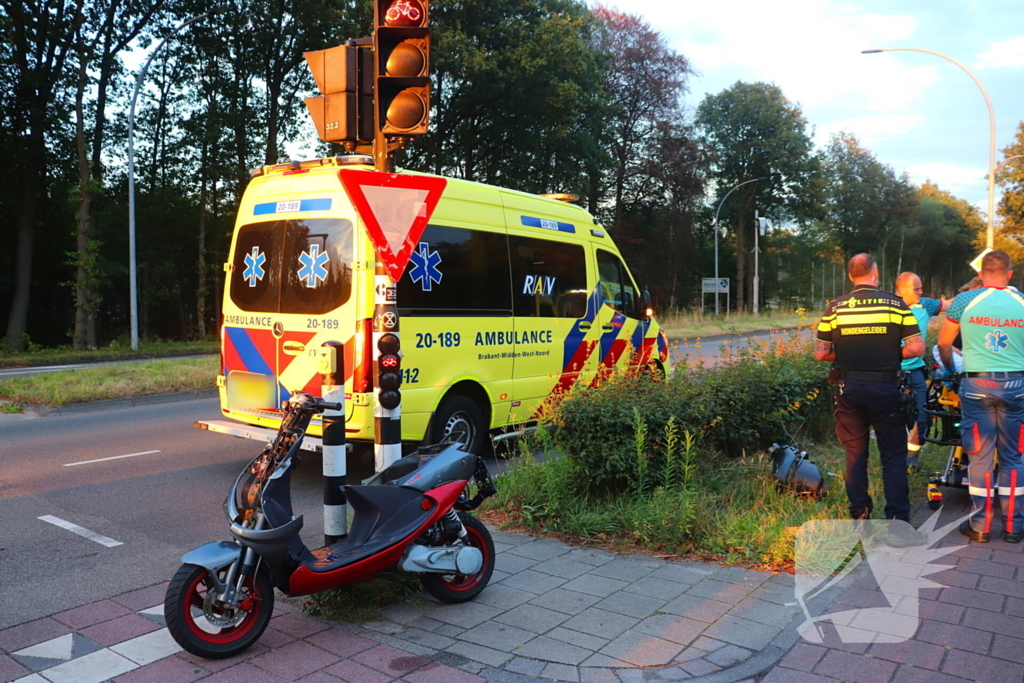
[815,254,927,545]
[938,250,1024,543]
[894,272,951,468]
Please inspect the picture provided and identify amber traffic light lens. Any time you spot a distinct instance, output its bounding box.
[386,42,425,78]
[386,91,426,131]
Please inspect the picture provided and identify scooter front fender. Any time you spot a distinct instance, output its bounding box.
[180,541,243,573]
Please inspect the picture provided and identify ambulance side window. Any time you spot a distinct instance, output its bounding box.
[509,236,588,318]
[597,250,639,318]
[398,225,512,315]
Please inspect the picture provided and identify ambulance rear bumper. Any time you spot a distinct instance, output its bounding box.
[192,419,352,454]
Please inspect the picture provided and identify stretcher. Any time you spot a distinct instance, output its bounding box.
[923,376,968,509]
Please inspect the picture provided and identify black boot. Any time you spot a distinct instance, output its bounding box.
[960,520,989,543]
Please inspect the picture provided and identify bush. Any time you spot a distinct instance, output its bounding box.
[550,336,831,491]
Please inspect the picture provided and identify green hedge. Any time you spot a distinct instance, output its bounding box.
[549,337,832,491]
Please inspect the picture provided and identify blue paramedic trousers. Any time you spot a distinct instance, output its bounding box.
[835,380,912,522]
[907,367,929,440]
[960,376,1024,535]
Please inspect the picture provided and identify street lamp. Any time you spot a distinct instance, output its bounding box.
[128,8,227,350]
[861,48,996,250]
[712,177,767,315]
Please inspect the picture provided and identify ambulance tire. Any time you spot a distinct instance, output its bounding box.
[429,395,487,456]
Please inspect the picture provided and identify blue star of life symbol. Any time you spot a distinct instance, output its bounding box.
[986,329,1010,353]
[408,242,442,292]
[243,247,266,287]
[298,244,329,288]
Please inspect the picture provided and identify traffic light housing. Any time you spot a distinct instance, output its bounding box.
[303,43,373,144]
[377,333,401,410]
[374,0,430,136]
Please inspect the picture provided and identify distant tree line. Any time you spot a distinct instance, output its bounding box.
[0,0,1016,350]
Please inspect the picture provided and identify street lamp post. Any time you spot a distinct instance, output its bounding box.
[713,177,766,315]
[862,48,996,250]
[128,9,225,350]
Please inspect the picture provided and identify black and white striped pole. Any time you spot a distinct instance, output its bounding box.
[373,261,403,472]
[319,341,347,545]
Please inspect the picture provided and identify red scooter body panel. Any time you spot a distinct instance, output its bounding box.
[286,480,467,596]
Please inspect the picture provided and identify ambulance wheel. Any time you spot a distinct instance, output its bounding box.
[420,513,495,603]
[429,394,487,456]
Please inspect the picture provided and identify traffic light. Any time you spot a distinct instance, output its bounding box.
[377,333,401,409]
[303,43,373,144]
[373,0,430,136]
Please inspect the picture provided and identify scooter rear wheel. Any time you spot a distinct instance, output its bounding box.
[421,513,495,603]
[164,563,274,659]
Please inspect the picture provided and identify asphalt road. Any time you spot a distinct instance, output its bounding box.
[669,327,812,366]
[0,354,217,379]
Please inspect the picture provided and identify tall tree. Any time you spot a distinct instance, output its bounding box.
[696,82,823,311]
[996,121,1024,266]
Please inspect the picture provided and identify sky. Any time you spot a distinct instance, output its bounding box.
[592,0,1024,217]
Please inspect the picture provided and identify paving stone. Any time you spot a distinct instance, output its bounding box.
[726,597,798,628]
[561,608,639,640]
[705,644,751,667]
[529,588,602,615]
[404,662,487,683]
[506,542,571,562]
[541,662,579,681]
[660,595,732,623]
[112,586,169,613]
[512,636,592,665]
[505,656,546,676]
[622,577,688,602]
[52,600,132,630]
[654,665,692,680]
[760,668,837,683]
[941,648,1024,682]
[957,557,1017,579]
[951,544,991,561]
[351,643,430,676]
[587,560,657,583]
[393,627,457,650]
[458,621,536,652]
[962,607,1024,637]
[531,558,594,580]
[559,575,629,598]
[381,603,438,625]
[688,636,726,652]
[633,614,705,646]
[444,641,514,667]
[580,653,632,668]
[493,542,515,554]
[489,531,533,546]
[679,657,720,676]
[939,586,1004,612]
[701,615,779,651]
[814,649,898,683]
[250,640,342,680]
[978,575,1024,599]
[490,569,511,585]
[500,569,567,595]
[494,604,567,634]
[364,621,407,636]
[0,618,71,653]
[889,663,972,683]
[110,653,209,682]
[324,658,395,683]
[429,602,504,629]
[255,626,296,650]
[600,629,683,667]
[560,549,616,566]
[992,549,1024,567]
[0,655,29,682]
[474,585,535,611]
[672,647,705,664]
[991,634,1024,665]
[545,626,609,652]
[867,639,946,670]
[684,580,752,604]
[408,616,445,632]
[269,612,331,638]
[78,614,161,647]
[647,565,708,586]
[494,553,541,574]
[708,567,771,588]
[593,592,666,620]
[578,666,619,682]
[923,621,990,654]
[435,624,467,638]
[915,599,964,624]
[777,643,827,672]
[30,648,138,682]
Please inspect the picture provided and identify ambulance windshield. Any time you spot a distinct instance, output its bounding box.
[230,218,353,314]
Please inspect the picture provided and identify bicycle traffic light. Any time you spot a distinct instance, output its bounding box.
[377,333,402,409]
[303,43,373,144]
[373,0,431,136]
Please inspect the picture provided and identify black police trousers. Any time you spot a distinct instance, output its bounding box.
[835,379,911,522]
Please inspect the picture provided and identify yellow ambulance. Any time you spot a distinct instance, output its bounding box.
[203,155,669,458]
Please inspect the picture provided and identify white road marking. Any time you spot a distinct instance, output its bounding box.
[38,515,123,547]
[64,450,161,467]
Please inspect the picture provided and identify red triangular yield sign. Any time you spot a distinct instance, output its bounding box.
[338,169,448,282]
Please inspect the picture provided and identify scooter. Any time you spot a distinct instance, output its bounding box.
[164,392,497,659]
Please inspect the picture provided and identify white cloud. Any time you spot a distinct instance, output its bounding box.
[814,113,925,147]
[976,37,1024,70]
[901,162,987,192]
[599,0,937,112]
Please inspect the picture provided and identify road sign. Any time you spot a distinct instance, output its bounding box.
[703,278,729,293]
[969,248,993,273]
[338,169,447,281]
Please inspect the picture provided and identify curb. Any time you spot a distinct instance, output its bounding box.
[44,388,219,416]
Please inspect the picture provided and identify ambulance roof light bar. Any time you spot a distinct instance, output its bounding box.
[539,193,580,203]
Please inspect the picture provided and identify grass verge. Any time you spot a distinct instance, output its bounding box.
[0,339,218,367]
[0,357,217,409]
[659,308,819,341]
[302,574,424,623]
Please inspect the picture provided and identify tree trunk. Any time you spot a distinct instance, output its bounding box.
[73,42,97,349]
[197,176,207,340]
[735,210,746,313]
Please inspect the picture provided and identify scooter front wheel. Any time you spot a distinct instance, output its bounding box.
[421,513,495,603]
[164,563,274,659]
